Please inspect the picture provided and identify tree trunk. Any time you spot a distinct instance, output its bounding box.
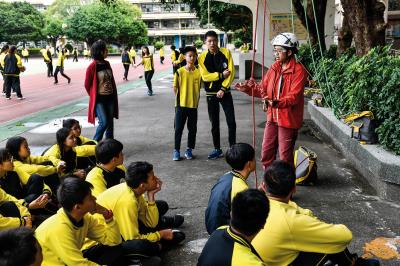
[292,0,327,51]
[341,0,386,56]
[337,14,353,55]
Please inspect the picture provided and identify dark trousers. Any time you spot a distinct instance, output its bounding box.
[207,93,236,149]
[54,66,70,83]
[83,244,124,266]
[173,66,179,75]
[123,64,130,79]
[160,56,165,64]
[132,57,136,64]
[0,201,21,218]
[46,62,53,77]
[1,72,5,93]
[174,106,197,150]
[23,56,28,63]
[43,173,61,196]
[24,174,45,203]
[94,100,115,141]
[144,70,154,93]
[290,248,357,266]
[4,76,22,98]
[73,55,78,62]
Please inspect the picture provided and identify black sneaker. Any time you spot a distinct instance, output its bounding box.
[171,229,185,245]
[160,214,184,228]
[355,258,380,266]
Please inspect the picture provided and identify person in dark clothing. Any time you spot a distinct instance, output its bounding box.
[41,46,53,77]
[198,30,236,159]
[1,45,10,95]
[121,47,131,81]
[72,48,79,62]
[198,189,269,266]
[1,46,25,100]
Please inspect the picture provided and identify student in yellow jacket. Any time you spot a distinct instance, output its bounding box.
[86,139,125,197]
[1,45,26,100]
[253,160,379,266]
[198,189,269,266]
[0,148,51,217]
[198,31,236,159]
[0,186,32,231]
[93,161,185,258]
[1,45,9,96]
[170,45,180,74]
[63,118,97,170]
[159,46,165,64]
[129,46,136,64]
[54,47,71,84]
[22,48,29,62]
[205,143,255,234]
[134,46,154,96]
[36,178,123,266]
[44,128,96,180]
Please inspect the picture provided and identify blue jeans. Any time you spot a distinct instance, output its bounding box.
[94,101,115,141]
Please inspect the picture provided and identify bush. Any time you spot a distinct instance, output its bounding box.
[195,39,203,49]
[313,46,400,155]
[233,39,243,49]
[27,48,42,55]
[154,41,164,50]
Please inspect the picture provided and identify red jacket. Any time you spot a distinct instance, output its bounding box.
[246,58,308,129]
[84,60,119,124]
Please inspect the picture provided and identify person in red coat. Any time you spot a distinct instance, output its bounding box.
[84,40,119,141]
[236,33,308,169]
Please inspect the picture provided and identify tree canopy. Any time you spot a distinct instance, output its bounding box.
[0,2,44,44]
[65,0,147,46]
[45,0,93,20]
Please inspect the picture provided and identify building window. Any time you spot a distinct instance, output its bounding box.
[141,4,153,13]
[389,0,400,11]
[180,4,190,12]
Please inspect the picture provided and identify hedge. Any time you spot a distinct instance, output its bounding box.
[300,45,400,155]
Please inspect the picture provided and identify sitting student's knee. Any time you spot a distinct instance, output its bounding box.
[155,200,169,215]
[0,201,20,217]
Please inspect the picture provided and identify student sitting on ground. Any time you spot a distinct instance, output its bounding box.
[0,148,51,217]
[198,189,269,266]
[205,143,256,234]
[172,46,202,161]
[86,139,126,197]
[0,185,32,231]
[91,161,185,260]
[63,119,97,170]
[6,137,61,196]
[44,127,96,180]
[36,178,123,266]
[0,228,42,266]
[252,160,380,266]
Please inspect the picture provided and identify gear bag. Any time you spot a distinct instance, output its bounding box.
[294,146,318,185]
[344,111,378,144]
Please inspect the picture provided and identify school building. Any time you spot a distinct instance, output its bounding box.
[128,0,225,48]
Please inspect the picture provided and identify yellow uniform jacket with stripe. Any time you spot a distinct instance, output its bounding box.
[1,53,23,76]
[198,47,235,96]
[173,66,201,108]
[0,187,30,230]
[252,199,353,266]
[96,183,160,242]
[142,54,154,71]
[205,170,248,234]
[198,226,265,266]
[86,165,126,197]
[36,208,121,266]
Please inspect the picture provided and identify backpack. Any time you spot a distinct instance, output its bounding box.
[344,111,378,144]
[294,146,318,185]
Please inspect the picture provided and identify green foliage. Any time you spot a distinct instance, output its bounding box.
[65,43,73,52]
[0,2,45,43]
[43,16,64,45]
[45,0,86,19]
[312,46,400,154]
[233,39,243,49]
[65,1,147,46]
[233,29,252,44]
[27,48,42,55]
[194,39,203,49]
[154,41,164,50]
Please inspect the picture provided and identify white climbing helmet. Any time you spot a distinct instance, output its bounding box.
[271,32,299,49]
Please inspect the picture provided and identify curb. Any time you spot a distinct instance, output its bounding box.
[307,100,400,202]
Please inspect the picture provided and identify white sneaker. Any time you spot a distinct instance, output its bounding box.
[17,97,25,100]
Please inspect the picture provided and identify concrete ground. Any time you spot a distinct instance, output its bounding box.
[0,69,398,265]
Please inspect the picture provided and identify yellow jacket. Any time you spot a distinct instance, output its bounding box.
[0,187,30,231]
[36,208,121,266]
[129,49,136,57]
[252,199,353,265]
[96,183,160,242]
[159,47,164,57]
[86,165,126,197]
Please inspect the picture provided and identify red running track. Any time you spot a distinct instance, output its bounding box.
[0,56,172,123]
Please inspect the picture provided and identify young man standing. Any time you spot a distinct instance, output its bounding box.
[198,30,236,159]
[35,178,123,266]
[198,189,269,266]
[236,33,308,169]
[1,45,25,100]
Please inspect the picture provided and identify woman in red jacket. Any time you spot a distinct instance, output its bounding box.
[236,33,308,169]
[84,40,119,141]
